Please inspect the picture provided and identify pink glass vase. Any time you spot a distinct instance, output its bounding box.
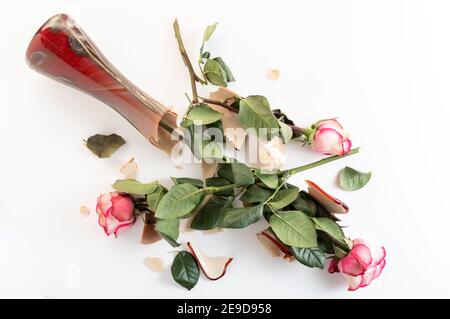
[26,13,178,154]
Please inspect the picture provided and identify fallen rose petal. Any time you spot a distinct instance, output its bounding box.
[258,230,293,257]
[267,68,280,80]
[141,223,162,245]
[120,157,137,179]
[80,205,90,216]
[305,180,349,214]
[256,233,283,257]
[143,257,164,273]
[187,242,233,280]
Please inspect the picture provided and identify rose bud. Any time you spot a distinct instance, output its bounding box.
[96,192,136,237]
[328,239,386,291]
[311,119,352,156]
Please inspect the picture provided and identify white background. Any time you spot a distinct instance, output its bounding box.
[1,0,449,298]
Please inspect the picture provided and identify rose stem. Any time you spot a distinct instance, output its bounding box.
[173,19,202,104]
[280,147,361,177]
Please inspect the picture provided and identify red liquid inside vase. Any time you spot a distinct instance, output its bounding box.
[26,14,177,153]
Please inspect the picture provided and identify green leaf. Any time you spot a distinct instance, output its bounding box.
[183,123,223,160]
[204,59,228,87]
[186,103,223,125]
[318,237,335,254]
[201,141,224,159]
[270,211,317,248]
[255,173,279,189]
[112,179,159,195]
[291,247,326,269]
[191,196,233,230]
[339,166,372,191]
[155,183,205,219]
[218,205,264,229]
[171,251,200,290]
[238,96,279,137]
[146,185,167,211]
[155,218,180,247]
[180,119,193,128]
[171,177,204,188]
[313,217,346,245]
[213,57,235,82]
[269,187,299,209]
[217,162,254,186]
[203,22,218,44]
[279,121,293,144]
[291,191,317,217]
[240,184,272,203]
[205,118,225,143]
[86,133,125,158]
[205,177,234,197]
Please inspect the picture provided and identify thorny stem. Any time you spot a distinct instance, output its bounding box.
[173,19,203,104]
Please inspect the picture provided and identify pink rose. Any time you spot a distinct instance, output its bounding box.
[96,192,135,237]
[311,119,352,156]
[328,239,386,291]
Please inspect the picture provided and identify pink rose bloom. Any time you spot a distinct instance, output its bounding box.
[311,119,352,156]
[328,239,386,291]
[96,192,135,237]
